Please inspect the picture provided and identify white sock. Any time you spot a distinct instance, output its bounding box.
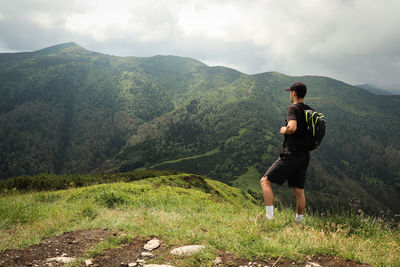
[296,214,303,222]
[266,206,274,220]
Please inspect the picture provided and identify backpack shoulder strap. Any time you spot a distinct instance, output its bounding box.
[296,103,314,111]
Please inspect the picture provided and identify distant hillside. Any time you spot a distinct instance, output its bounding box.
[355,84,399,95]
[0,43,399,216]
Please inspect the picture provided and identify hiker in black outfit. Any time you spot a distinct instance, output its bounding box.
[260,82,311,222]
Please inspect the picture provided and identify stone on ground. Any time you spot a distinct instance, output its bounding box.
[144,239,160,251]
[46,256,75,263]
[305,262,321,267]
[141,252,155,258]
[85,258,93,266]
[170,245,206,256]
[213,257,222,265]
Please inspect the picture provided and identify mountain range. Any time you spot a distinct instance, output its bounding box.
[1,42,399,216]
[355,84,399,95]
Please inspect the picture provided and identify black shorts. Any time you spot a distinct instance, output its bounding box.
[263,149,310,189]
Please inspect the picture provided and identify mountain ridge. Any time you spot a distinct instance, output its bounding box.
[0,43,399,217]
[355,83,399,95]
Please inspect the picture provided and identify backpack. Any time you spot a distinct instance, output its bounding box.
[296,104,327,151]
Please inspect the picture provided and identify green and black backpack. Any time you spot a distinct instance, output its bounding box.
[296,103,327,151]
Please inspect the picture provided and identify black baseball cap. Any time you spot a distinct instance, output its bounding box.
[285,81,307,98]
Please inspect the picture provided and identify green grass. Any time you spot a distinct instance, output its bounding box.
[233,165,262,191]
[1,173,399,266]
[148,148,220,169]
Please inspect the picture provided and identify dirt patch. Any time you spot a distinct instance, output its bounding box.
[217,252,369,266]
[0,228,113,267]
[308,255,369,267]
[78,237,171,267]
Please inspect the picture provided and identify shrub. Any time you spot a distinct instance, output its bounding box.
[96,190,128,209]
[80,205,97,220]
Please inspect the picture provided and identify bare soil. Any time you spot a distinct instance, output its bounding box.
[0,229,369,266]
[76,236,171,267]
[0,229,113,267]
[217,252,369,266]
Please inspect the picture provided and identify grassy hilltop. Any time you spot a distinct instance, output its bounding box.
[1,171,399,266]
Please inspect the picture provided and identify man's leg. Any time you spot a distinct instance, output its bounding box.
[260,176,273,205]
[293,187,305,221]
[260,176,274,219]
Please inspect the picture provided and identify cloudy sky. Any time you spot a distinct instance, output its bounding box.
[1,0,399,92]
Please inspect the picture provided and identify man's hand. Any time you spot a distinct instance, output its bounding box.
[280,120,297,135]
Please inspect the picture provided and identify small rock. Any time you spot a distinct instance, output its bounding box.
[170,245,206,256]
[46,256,75,263]
[137,259,146,265]
[120,262,127,267]
[305,262,321,267]
[144,265,176,267]
[144,239,160,251]
[141,252,155,258]
[213,256,222,265]
[85,259,93,266]
[128,263,137,267]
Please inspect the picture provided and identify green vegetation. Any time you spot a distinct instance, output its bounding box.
[0,42,400,218]
[0,169,178,192]
[233,165,262,191]
[0,172,399,266]
[149,147,220,168]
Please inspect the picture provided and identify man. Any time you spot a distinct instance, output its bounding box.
[260,81,311,222]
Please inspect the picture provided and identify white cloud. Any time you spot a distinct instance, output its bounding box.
[177,2,243,40]
[65,3,132,41]
[0,0,399,91]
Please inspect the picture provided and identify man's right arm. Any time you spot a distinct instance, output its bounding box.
[280,105,298,135]
[280,120,297,135]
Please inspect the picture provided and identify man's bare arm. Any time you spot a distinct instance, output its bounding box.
[280,120,297,135]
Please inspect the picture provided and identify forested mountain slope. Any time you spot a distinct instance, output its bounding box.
[1,43,399,215]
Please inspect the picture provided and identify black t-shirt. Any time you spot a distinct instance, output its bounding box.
[283,103,311,151]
